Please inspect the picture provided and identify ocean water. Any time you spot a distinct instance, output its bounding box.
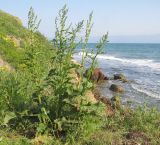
[74,43,160,109]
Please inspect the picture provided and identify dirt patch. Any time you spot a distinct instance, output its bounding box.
[125,131,151,145]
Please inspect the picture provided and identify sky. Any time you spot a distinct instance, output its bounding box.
[0,0,160,43]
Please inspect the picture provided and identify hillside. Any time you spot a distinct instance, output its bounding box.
[0,10,27,37]
[0,10,52,69]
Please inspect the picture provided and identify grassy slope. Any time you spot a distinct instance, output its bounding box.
[0,10,53,144]
[0,10,51,69]
[0,10,27,37]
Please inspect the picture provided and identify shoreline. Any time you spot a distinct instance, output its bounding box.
[74,53,160,110]
[86,66,160,111]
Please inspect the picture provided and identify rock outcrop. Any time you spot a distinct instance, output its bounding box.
[85,68,108,82]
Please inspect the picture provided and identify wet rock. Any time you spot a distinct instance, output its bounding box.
[114,74,125,80]
[109,84,125,93]
[114,74,128,82]
[85,68,108,82]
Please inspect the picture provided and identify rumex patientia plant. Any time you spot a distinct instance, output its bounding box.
[47,5,108,135]
[0,5,108,139]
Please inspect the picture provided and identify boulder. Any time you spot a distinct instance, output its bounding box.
[114,74,128,82]
[85,68,108,82]
[109,84,125,93]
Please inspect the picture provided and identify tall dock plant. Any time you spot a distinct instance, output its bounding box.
[47,5,108,137]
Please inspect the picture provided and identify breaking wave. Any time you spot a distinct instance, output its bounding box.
[77,52,160,71]
[131,84,160,99]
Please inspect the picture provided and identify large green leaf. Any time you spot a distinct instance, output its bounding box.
[3,111,16,125]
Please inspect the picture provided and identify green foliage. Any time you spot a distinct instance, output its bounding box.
[45,5,108,139]
[0,5,159,145]
[0,10,52,69]
[23,7,50,79]
[1,6,107,142]
[84,130,122,145]
[0,11,26,67]
[0,35,25,68]
[28,7,41,32]
[103,106,160,144]
[0,129,31,145]
[0,8,52,136]
[0,10,26,37]
[0,6,108,142]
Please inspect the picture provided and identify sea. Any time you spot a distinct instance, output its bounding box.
[74,43,160,110]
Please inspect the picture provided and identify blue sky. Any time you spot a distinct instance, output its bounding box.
[0,0,160,43]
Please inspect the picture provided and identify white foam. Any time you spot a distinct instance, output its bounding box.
[76,52,160,71]
[131,84,160,99]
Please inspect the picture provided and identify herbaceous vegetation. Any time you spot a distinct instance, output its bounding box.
[0,5,108,144]
[0,5,160,145]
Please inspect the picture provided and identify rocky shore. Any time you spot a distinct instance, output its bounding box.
[88,67,127,97]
